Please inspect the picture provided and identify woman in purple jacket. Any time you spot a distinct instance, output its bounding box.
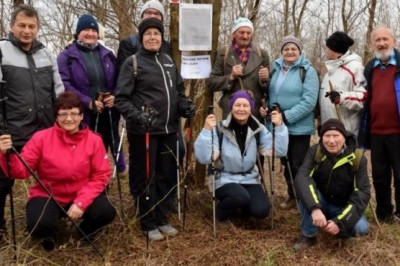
[57,14,126,173]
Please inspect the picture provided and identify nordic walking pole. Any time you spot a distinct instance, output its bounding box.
[270,103,278,230]
[112,118,126,178]
[261,96,274,229]
[207,106,217,238]
[285,157,300,212]
[183,116,193,229]
[107,105,125,221]
[143,103,156,250]
[10,148,105,260]
[231,56,245,91]
[328,80,342,121]
[176,131,181,222]
[0,80,17,257]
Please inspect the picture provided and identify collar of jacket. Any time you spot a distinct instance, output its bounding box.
[138,46,160,56]
[53,122,89,144]
[76,40,99,51]
[8,32,44,54]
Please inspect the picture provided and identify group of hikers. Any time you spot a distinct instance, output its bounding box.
[0,1,399,254]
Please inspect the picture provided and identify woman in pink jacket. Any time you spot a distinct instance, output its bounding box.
[0,92,115,251]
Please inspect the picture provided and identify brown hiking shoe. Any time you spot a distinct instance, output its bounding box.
[294,235,317,251]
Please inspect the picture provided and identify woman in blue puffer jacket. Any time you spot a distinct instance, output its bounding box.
[195,90,288,221]
[260,36,319,210]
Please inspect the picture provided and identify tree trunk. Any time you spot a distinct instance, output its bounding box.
[13,0,24,7]
[193,1,222,186]
[363,0,377,63]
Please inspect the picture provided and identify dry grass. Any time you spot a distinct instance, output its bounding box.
[1,136,400,265]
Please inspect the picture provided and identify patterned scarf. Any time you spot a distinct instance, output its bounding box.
[232,40,252,66]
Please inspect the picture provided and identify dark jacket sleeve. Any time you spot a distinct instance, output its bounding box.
[116,38,137,78]
[332,155,370,232]
[115,57,141,123]
[206,48,231,93]
[294,144,323,211]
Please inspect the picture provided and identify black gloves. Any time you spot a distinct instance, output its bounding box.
[137,106,158,127]
[325,91,340,104]
[137,112,152,127]
[178,98,195,118]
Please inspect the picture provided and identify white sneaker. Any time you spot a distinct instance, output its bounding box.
[143,228,164,241]
[158,224,179,236]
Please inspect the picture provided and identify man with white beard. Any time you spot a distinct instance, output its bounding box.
[359,25,400,223]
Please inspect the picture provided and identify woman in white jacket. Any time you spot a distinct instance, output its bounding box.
[194,90,288,221]
[320,31,367,138]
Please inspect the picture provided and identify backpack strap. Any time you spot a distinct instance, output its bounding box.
[309,144,325,177]
[223,46,230,73]
[256,45,262,57]
[132,54,137,79]
[352,148,364,172]
[299,66,306,83]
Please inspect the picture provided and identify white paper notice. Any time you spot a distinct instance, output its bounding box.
[180,55,211,79]
[179,4,212,51]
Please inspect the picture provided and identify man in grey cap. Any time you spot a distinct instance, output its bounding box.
[207,17,270,121]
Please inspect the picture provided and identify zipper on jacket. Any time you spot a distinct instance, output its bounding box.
[166,71,173,87]
[155,53,171,133]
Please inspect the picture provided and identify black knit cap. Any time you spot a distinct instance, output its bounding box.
[326,31,354,54]
[319,118,347,138]
[138,18,164,43]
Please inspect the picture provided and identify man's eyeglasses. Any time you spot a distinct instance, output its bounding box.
[57,112,81,119]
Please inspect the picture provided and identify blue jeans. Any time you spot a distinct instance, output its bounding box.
[299,191,368,238]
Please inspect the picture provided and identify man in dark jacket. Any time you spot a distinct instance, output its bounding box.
[206,17,270,120]
[359,25,400,223]
[294,119,370,251]
[0,4,64,243]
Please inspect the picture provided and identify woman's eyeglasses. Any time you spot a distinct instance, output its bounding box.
[57,112,81,119]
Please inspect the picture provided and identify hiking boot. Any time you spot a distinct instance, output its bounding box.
[143,228,164,241]
[279,198,296,209]
[158,224,179,236]
[293,235,317,251]
[42,237,56,251]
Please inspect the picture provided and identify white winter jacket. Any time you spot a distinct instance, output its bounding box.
[319,50,367,137]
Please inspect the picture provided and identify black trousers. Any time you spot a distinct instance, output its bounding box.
[127,133,176,231]
[215,183,270,220]
[26,193,116,240]
[281,135,311,198]
[370,134,400,219]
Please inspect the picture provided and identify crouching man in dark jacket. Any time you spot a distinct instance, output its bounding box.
[293,118,370,251]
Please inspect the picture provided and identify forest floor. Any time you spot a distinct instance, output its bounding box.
[0,135,400,266]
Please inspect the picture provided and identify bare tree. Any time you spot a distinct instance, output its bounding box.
[363,0,377,62]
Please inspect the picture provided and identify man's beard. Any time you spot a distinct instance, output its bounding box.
[374,48,394,62]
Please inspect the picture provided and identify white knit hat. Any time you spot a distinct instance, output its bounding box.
[140,1,165,20]
[231,17,253,34]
